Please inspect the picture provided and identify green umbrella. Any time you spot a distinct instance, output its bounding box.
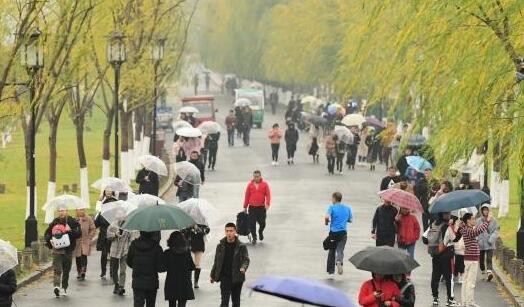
[122,205,195,231]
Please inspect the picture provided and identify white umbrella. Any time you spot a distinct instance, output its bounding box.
[137,155,168,176]
[172,120,192,132]
[100,200,137,225]
[451,206,479,218]
[42,194,87,224]
[334,125,354,144]
[198,121,221,134]
[176,198,218,226]
[179,106,199,114]
[176,127,202,138]
[342,114,365,127]
[301,96,317,104]
[0,240,18,277]
[91,177,131,193]
[175,161,202,185]
[128,194,166,208]
[234,98,251,107]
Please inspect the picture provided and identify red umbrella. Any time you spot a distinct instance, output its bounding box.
[378,188,424,213]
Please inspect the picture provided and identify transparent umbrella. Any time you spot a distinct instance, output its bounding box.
[176,198,218,226]
[198,121,221,134]
[137,155,168,176]
[172,120,192,133]
[0,240,18,277]
[333,125,354,144]
[341,114,365,127]
[175,161,202,185]
[42,194,88,224]
[91,177,131,193]
[176,127,203,138]
[128,194,166,209]
[100,200,137,225]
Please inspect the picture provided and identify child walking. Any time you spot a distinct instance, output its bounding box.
[308,137,319,163]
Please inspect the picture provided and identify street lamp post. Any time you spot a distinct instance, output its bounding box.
[517,176,524,259]
[107,32,126,177]
[22,28,44,248]
[151,38,165,156]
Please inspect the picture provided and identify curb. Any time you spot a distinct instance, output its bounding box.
[493,260,524,307]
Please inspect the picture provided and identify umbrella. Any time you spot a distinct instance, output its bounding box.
[137,155,168,176]
[349,246,420,275]
[306,115,327,125]
[406,155,433,172]
[365,116,385,129]
[128,194,166,208]
[300,111,313,120]
[91,177,131,193]
[327,103,342,115]
[451,206,478,218]
[176,198,218,226]
[0,240,18,277]
[407,134,426,146]
[378,188,424,213]
[301,96,317,104]
[175,161,202,185]
[234,98,251,107]
[429,189,490,214]
[42,194,88,224]
[122,205,196,231]
[341,114,365,127]
[179,106,199,114]
[250,275,355,307]
[176,127,202,138]
[198,121,221,134]
[172,120,192,133]
[100,200,137,225]
[333,125,354,144]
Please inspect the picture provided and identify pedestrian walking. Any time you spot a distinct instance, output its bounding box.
[459,212,492,307]
[205,72,211,92]
[380,166,401,191]
[270,91,278,115]
[107,221,137,296]
[241,107,252,146]
[193,73,199,95]
[325,135,336,175]
[136,167,159,196]
[189,151,205,197]
[335,138,346,173]
[243,170,271,245]
[210,223,250,307]
[173,138,187,162]
[268,123,283,166]
[414,168,434,231]
[175,174,198,202]
[449,216,465,284]
[284,122,299,165]
[225,110,237,146]
[0,269,16,307]
[476,204,499,282]
[371,201,398,247]
[395,148,412,176]
[95,189,117,279]
[308,136,319,163]
[346,127,359,170]
[206,132,220,170]
[163,231,195,307]
[393,274,415,307]
[74,208,96,281]
[395,208,420,259]
[366,128,380,171]
[127,231,164,307]
[44,207,82,297]
[358,273,400,307]
[357,127,369,164]
[324,192,353,277]
[182,224,211,289]
[234,107,243,140]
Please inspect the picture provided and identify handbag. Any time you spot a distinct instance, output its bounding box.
[323,235,337,251]
[51,233,71,249]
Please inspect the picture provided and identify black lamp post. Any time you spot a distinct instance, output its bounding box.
[22,28,44,248]
[517,176,524,259]
[107,32,126,177]
[151,38,165,156]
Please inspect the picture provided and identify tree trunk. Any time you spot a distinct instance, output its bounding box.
[120,110,130,183]
[74,115,90,205]
[47,120,59,203]
[128,111,136,174]
[134,108,143,164]
[102,109,114,178]
[143,108,152,155]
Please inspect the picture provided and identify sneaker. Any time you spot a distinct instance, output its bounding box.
[336,262,343,275]
[487,270,493,282]
[327,273,335,280]
[259,232,264,241]
[62,288,67,296]
[432,297,439,305]
[113,284,119,294]
[54,287,60,297]
[252,239,257,245]
[118,287,125,296]
[446,298,459,306]
[458,275,464,284]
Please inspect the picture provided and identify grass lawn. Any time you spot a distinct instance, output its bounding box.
[0,107,118,249]
[495,165,521,251]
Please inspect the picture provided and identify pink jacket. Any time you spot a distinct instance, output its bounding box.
[268,128,283,144]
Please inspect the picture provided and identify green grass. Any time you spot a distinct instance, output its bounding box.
[0,107,116,249]
[495,166,521,251]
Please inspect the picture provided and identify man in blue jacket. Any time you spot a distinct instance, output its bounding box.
[324,192,353,277]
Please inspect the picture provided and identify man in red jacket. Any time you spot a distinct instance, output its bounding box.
[243,170,271,245]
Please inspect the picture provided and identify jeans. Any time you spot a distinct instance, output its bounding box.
[431,255,454,299]
[53,253,72,289]
[327,155,335,174]
[169,300,187,307]
[110,256,127,287]
[398,243,415,259]
[208,147,218,168]
[336,153,344,172]
[479,249,493,271]
[220,277,243,307]
[133,288,157,307]
[248,206,266,241]
[271,144,280,162]
[327,234,347,274]
[346,145,357,168]
[462,260,479,306]
[227,129,234,146]
[76,255,88,275]
[242,128,250,146]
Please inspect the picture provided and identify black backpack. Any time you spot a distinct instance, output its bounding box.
[236,211,250,236]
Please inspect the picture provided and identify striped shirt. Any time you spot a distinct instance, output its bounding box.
[459,221,490,261]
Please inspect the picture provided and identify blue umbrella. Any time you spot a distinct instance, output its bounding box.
[406,155,433,172]
[250,275,355,307]
[429,189,491,214]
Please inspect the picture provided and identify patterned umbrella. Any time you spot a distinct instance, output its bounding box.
[378,188,424,213]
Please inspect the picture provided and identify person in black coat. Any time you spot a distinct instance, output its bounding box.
[206,132,220,170]
[396,148,413,176]
[189,151,205,184]
[284,123,299,165]
[127,231,164,307]
[136,167,159,196]
[0,269,16,307]
[371,201,398,247]
[380,166,401,191]
[95,190,117,278]
[182,224,210,289]
[163,231,196,307]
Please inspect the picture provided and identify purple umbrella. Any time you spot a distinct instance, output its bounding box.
[365,116,385,129]
[250,275,355,307]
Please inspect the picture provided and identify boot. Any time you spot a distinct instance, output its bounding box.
[194,268,201,289]
[113,283,119,294]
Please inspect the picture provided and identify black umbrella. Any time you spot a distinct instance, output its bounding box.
[349,246,419,275]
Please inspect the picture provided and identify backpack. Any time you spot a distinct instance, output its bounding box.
[236,211,250,236]
[425,223,445,256]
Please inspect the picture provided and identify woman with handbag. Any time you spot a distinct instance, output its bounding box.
[358,273,400,307]
[74,208,96,281]
[44,206,82,297]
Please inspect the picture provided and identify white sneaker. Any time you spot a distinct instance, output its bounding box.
[327,273,335,280]
[336,262,343,275]
[62,288,67,296]
[271,161,275,166]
